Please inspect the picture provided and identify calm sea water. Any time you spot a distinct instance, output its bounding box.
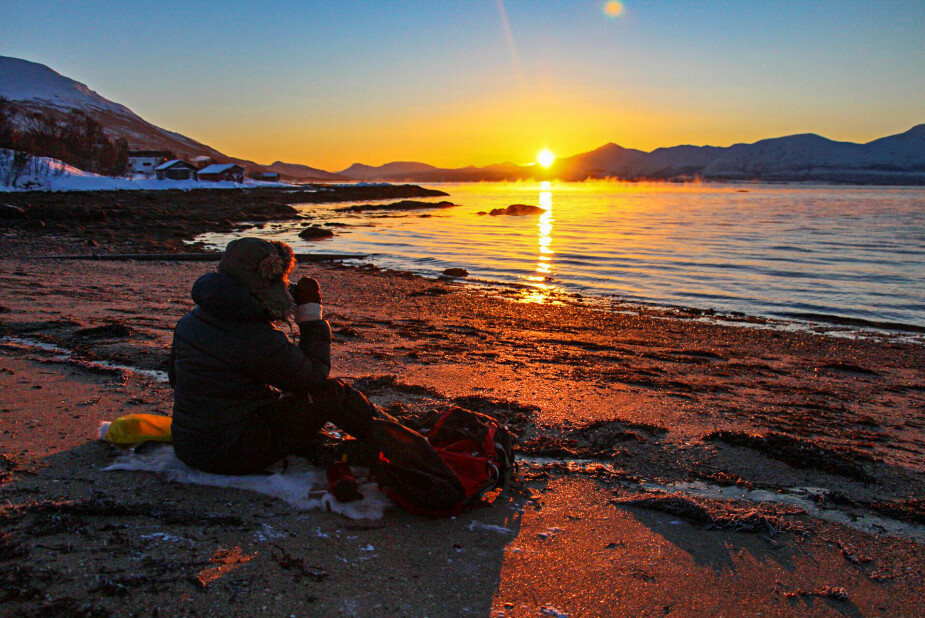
[199,182,925,330]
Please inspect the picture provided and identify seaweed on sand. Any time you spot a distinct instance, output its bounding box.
[703,430,873,481]
[519,460,638,484]
[0,531,29,561]
[689,464,751,488]
[350,375,440,398]
[0,498,244,527]
[0,564,57,603]
[0,452,16,484]
[784,587,850,601]
[868,498,925,525]
[517,436,583,458]
[570,419,667,446]
[611,491,806,535]
[450,395,539,436]
[517,419,664,460]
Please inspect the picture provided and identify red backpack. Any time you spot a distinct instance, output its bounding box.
[372,406,515,517]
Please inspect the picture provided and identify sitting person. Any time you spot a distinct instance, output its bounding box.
[168,237,388,475]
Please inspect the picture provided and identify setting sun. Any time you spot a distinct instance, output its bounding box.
[537,149,556,168]
[604,1,624,18]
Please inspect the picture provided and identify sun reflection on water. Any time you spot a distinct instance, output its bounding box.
[518,181,562,304]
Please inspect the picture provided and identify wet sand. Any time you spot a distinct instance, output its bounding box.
[1,188,923,616]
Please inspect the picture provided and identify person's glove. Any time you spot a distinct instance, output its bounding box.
[293,276,322,304]
[292,276,323,322]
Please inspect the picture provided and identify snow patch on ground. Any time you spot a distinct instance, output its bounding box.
[140,532,187,544]
[254,523,288,543]
[103,442,391,520]
[0,150,291,192]
[468,521,513,534]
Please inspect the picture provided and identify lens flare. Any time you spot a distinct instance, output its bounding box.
[537,149,555,168]
[604,1,624,18]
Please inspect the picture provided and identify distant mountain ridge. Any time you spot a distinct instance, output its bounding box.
[1,55,922,184]
[339,161,439,180]
[332,126,924,184]
[264,161,349,182]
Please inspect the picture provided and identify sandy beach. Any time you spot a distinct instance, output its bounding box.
[1,187,923,616]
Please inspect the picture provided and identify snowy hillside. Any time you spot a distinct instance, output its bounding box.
[862,125,925,170]
[699,127,925,181]
[624,145,726,178]
[0,56,260,171]
[0,56,135,116]
[700,134,863,178]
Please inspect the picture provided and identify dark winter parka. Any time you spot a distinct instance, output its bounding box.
[168,272,331,471]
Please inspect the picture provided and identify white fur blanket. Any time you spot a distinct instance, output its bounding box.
[103,442,391,520]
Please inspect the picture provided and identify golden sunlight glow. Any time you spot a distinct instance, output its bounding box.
[537,149,556,168]
[604,1,624,17]
[519,182,559,304]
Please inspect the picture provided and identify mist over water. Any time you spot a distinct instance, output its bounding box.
[199,182,925,329]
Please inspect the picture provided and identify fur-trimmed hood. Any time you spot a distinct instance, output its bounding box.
[217,237,295,320]
[191,272,269,321]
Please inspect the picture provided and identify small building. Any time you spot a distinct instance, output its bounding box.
[154,159,198,181]
[197,163,245,182]
[254,171,280,182]
[127,150,173,175]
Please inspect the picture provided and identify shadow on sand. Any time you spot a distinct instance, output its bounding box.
[1,437,525,616]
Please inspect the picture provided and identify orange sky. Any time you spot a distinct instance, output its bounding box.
[3,2,923,171]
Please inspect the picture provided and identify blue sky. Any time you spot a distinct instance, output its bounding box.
[2,1,923,169]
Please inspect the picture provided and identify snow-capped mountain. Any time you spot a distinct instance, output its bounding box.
[861,124,925,170]
[0,56,135,116]
[694,128,925,182]
[0,56,261,172]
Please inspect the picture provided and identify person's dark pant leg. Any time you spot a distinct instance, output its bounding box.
[308,378,394,442]
[202,392,322,475]
[203,379,392,475]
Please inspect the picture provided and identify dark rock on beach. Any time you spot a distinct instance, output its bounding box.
[243,203,299,217]
[488,204,544,216]
[298,226,335,240]
[72,322,134,341]
[336,200,456,213]
[442,268,469,277]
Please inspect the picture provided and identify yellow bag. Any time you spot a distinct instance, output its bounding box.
[101,414,172,445]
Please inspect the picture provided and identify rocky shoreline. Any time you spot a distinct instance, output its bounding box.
[0,187,923,615]
[0,184,448,256]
